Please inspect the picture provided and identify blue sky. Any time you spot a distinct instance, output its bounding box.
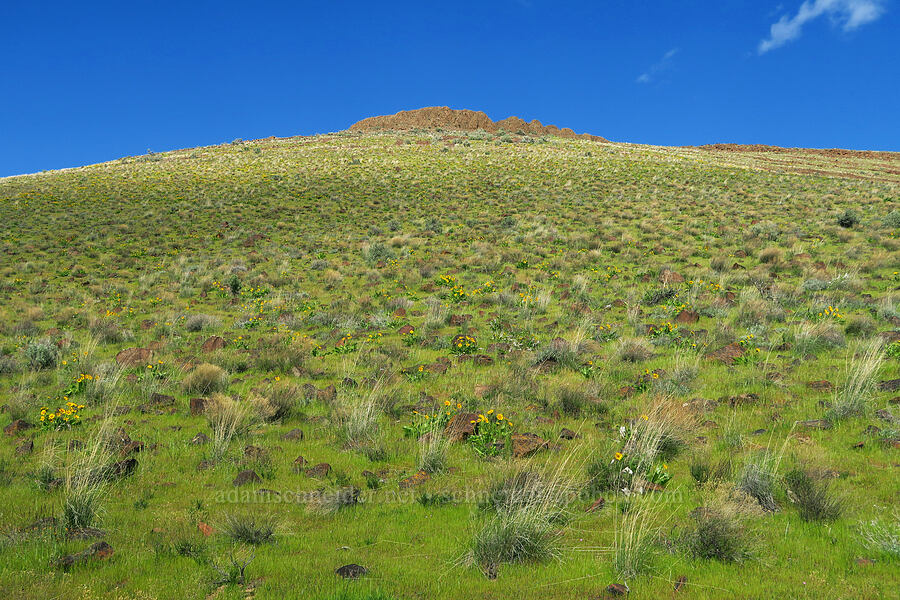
[1,0,897,176]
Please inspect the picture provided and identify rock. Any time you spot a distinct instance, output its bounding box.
[115,347,152,367]
[606,583,629,596]
[305,463,331,478]
[586,497,605,512]
[317,385,337,403]
[659,270,684,284]
[398,325,414,335]
[66,527,106,540]
[197,521,214,536]
[399,470,431,489]
[23,517,58,532]
[54,541,113,570]
[426,362,449,374]
[191,432,209,445]
[232,470,261,487]
[559,428,578,440]
[449,314,472,326]
[878,331,900,344]
[511,432,549,458]
[189,397,208,416]
[705,343,744,365]
[121,440,144,455]
[4,419,33,436]
[107,457,137,479]
[445,412,479,442]
[243,445,268,461]
[335,564,368,579]
[875,409,895,424]
[473,354,494,366]
[290,455,308,474]
[16,439,34,455]
[723,393,759,407]
[282,428,304,441]
[878,379,900,392]
[806,380,833,392]
[473,384,493,398]
[674,310,699,324]
[149,392,174,406]
[201,336,226,352]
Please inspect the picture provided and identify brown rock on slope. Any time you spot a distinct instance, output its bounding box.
[349,106,607,141]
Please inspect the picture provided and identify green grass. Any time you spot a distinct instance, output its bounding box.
[0,129,898,598]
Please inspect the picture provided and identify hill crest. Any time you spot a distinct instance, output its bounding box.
[349,106,607,141]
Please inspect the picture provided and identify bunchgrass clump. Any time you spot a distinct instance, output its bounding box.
[827,338,884,421]
[685,509,749,562]
[690,455,733,487]
[417,433,449,475]
[737,456,778,512]
[206,395,253,462]
[465,457,574,576]
[182,363,228,394]
[221,512,276,545]
[613,499,663,578]
[617,338,653,363]
[308,486,360,515]
[784,469,843,522]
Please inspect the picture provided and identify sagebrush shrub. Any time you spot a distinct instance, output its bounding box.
[25,338,58,370]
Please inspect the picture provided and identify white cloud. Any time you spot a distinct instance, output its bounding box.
[636,48,678,84]
[758,0,886,54]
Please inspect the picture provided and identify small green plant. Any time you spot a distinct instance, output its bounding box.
[403,401,460,438]
[227,275,242,296]
[886,341,900,359]
[40,401,84,430]
[450,334,477,355]
[467,411,512,458]
[837,209,860,228]
[212,544,255,585]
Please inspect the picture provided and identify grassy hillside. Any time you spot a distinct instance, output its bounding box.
[0,130,898,599]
